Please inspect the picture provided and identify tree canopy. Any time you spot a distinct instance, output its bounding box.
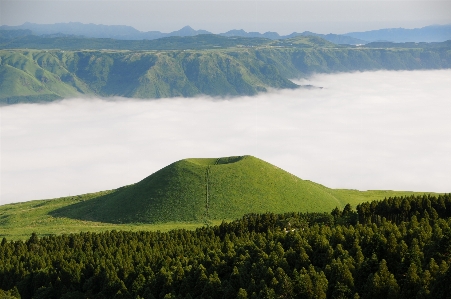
[0,193,450,298]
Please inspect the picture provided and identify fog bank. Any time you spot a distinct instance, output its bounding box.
[1,70,450,205]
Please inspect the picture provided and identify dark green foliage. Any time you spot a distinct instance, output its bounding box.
[0,286,21,298]
[1,194,451,298]
[356,194,451,225]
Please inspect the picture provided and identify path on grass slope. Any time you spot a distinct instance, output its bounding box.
[205,166,210,221]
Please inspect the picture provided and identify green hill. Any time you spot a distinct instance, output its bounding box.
[48,155,437,224]
[0,155,442,239]
[50,156,343,223]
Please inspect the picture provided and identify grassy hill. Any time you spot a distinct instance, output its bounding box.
[50,156,345,224]
[0,155,442,240]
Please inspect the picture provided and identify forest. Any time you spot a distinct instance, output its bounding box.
[1,193,451,299]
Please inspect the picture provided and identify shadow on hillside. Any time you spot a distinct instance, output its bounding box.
[49,187,136,224]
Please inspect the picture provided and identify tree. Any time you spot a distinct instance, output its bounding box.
[237,288,248,299]
[364,260,399,299]
[327,258,354,299]
[401,263,421,299]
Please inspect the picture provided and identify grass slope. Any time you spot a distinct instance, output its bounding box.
[51,158,208,224]
[0,155,443,240]
[205,156,343,218]
[0,191,216,240]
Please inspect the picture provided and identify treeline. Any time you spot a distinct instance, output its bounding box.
[357,193,451,224]
[0,194,451,299]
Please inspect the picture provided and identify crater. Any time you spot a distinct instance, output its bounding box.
[186,155,246,166]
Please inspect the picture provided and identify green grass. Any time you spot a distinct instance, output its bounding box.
[0,191,222,240]
[0,155,442,240]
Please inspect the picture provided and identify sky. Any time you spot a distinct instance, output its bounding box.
[1,0,451,34]
[1,70,451,205]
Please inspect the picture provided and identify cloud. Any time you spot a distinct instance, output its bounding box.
[1,69,451,205]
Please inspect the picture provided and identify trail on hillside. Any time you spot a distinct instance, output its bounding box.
[205,158,221,221]
[204,166,211,222]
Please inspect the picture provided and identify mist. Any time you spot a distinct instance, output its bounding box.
[1,69,450,205]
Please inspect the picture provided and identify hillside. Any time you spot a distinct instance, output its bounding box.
[1,41,450,104]
[0,155,442,239]
[49,156,344,223]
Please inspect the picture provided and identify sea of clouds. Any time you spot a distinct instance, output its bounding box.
[1,69,450,205]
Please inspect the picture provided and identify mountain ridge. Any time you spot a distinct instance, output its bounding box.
[1,41,450,104]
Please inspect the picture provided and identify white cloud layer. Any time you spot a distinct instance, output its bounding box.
[1,69,451,205]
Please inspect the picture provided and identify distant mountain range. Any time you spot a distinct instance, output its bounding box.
[2,22,448,44]
[223,29,366,45]
[345,24,451,43]
[0,22,364,44]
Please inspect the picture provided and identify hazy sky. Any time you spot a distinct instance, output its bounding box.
[1,70,450,205]
[1,0,451,34]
